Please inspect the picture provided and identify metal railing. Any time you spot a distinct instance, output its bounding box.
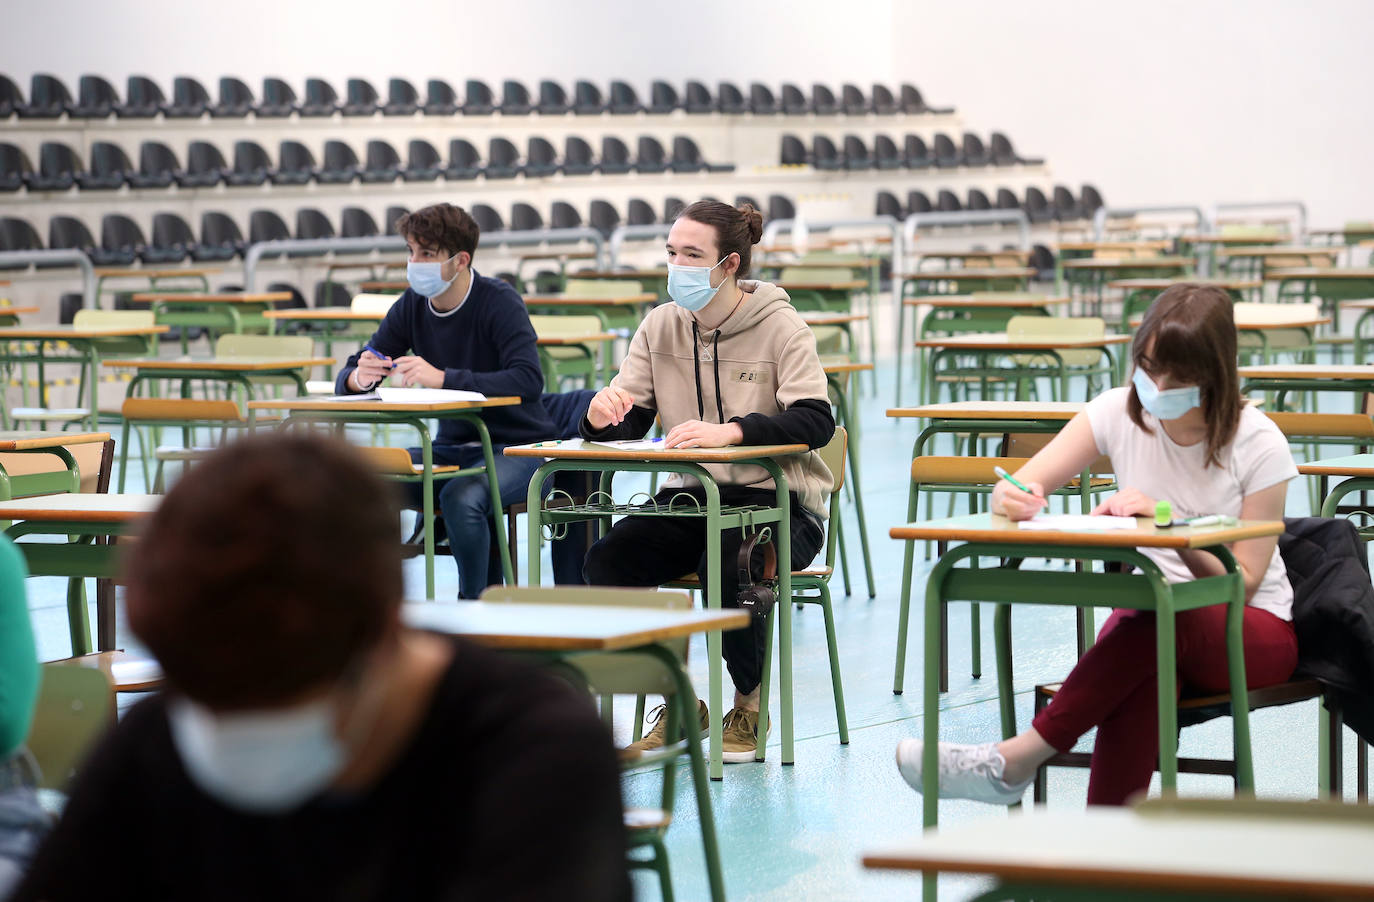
[1092,204,1211,241]
[0,249,97,309]
[1214,200,1307,242]
[607,224,673,268]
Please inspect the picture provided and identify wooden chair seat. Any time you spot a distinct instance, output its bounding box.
[121,397,244,422]
[356,445,465,477]
[623,808,672,832]
[9,407,88,422]
[50,650,163,693]
[1266,412,1374,441]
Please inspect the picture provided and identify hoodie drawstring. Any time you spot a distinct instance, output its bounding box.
[690,320,726,424]
[711,332,724,423]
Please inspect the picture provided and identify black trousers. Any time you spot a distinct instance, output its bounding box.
[582,486,825,696]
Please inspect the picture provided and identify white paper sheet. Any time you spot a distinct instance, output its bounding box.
[1016,514,1139,531]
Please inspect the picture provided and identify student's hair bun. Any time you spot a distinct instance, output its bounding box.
[736,203,764,245]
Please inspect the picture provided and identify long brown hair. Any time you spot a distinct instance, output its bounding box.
[677,200,764,278]
[1128,283,1242,467]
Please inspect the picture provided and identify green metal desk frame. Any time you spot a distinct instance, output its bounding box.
[897,302,1054,407]
[523,455,795,781]
[149,297,275,352]
[825,371,876,598]
[0,445,81,501]
[0,334,155,432]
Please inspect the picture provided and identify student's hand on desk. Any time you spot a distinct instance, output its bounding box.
[587,385,636,429]
[393,356,443,388]
[1091,487,1157,518]
[664,421,743,449]
[991,478,1047,521]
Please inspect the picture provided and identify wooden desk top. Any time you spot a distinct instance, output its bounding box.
[1130,310,1328,330]
[915,267,1035,279]
[92,268,218,279]
[0,306,39,317]
[776,279,867,291]
[104,356,333,372]
[887,400,1085,420]
[822,361,874,375]
[523,293,657,306]
[1266,267,1374,280]
[402,600,749,651]
[358,281,408,292]
[1239,364,1374,380]
[262,308,384,321]
[1056,240,1172,252]
[1310,227,1374,237]
[763,257,879,268]
[916,250,1032,262]
[915,333,1130,350]
[504,440,807,462]
[247,396,521,413]
[1108,277,1261,290]
[1297,453,1374,477]
[862,799,1374,899]
[1340,299,1374,311]
[905,294,1071,308]
[890,512,1283,549]
[0,431,110,451]
[0,493,159,522]
[801,312,869,325]
[1218,246,1341,258]
[131,292,292,304]
[0,325,170,340]
[568,270,668,281]
[537,333,618,345]
[1183,233,1285,245]
[515,250,598,261]
[1062,256,1195,271]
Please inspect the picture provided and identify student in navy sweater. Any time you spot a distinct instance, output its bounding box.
[336,203,561,598]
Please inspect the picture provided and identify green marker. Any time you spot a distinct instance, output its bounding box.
[993,465,1046,508]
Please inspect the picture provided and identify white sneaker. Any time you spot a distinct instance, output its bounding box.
[895,739,1031,805]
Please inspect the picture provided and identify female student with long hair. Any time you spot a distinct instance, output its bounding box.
[897,284,1300,805]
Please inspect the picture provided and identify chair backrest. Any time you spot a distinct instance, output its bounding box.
[779,266,853,283]
[351,293,400,315]
[72,308,154,329]
[215,333,313,358]
[1007,315,1105,366]
[25,663,115,791]
[0,438,112,495]
[1266,411,1374,442]
[529,314,605,339]
[563,278,644,298]
[355,446,419,476]
[479,586,692,696]
[121,397,243,423]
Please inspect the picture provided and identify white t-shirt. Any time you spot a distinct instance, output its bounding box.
[1085,387,1298,621]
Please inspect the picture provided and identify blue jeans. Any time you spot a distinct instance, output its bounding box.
[406,444,589,599]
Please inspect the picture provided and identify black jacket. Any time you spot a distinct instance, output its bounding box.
[1279,517,1374,743]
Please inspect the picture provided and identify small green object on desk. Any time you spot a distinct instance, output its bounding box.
[1154,500,1172,527]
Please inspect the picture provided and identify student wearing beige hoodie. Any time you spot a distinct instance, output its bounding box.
[581,200,835,762]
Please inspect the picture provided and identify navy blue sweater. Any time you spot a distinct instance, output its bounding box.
[335,273,555,446]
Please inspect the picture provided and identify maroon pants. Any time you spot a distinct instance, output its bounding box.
[1030,605,1298,806]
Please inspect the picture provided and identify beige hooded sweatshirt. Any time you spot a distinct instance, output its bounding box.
[591,279,835,518]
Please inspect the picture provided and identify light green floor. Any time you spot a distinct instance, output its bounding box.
[21,357,1370,902]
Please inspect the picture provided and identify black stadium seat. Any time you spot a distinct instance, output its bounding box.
[843,135,873,170]
[635,136,668,173]
[341,207,379,238]
[404,139,443,182]
[671,135,706,173]
[421,79,457,115]
[1054,185,1082,222]
[664,197,687,221]
[538,80,570,115]
[295,208,335,241]
[684,81,713,114]
[0,217,43,265]
[550,201,582,229]
[129,141,180,189]
[967,188,992,211]
[933,133,961,168]
[812,135,842,170]
[962,133,990,167]
[749,83,777,115]
[273,141,316,185]
[574,81,605,115]
[249,210,291,245]
[121,76,165,117]
[875,190,904,219]
[446,139,482,180]
[780,134,807,166]
[904,134,934,168]
[1024,186,1053,224]
[361,140,402,183]
[98,214,146,265]
[0,144,32,191]
[317,140,360,183]
[146,212,197,263]
[599,136,632,174]
[990,131,1044,166]
[471,204,504,233]
[165,76,210,118]
[0,76,22,118]
[1080,184,1105,217]
[907,190,933,214]
[343,78,379,116]
[72,75,119,118]
[841,84,866,116]
[811,84,838,116]
[649,81,680,114]
[717,82,747,114]
[871,83,897,115]
[768,194,795,222]
[501,80,532,115]
[197,212,244,261]
[464,80,496,115]
[562,137,595,176]
[511,202,543,231]
[385,207,409,236]
[589,200,620,238]
[874,134,901,170]
[259,78,298,117]
[29,142,81,191]
[383,78,419,115]
[21,74,72,118]
[301,78,339,116]
[485,138,520,179]
[781,83,808,115]
[996,188,1022,211]
[900,83,953,115]
[525,137,559,177]
[627,198,656,226]
[937,190,962,213]
[213,77,255,117]
[78,142,134,190]
[179,141,228,188]
[48,216,98,258]
[609,81,642,114]
[227,140,272,187]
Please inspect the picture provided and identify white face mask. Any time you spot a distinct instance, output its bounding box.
[1132,367,1201,421]
[168,695,346,813]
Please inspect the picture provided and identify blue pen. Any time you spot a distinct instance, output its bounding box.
[362,345,394,369]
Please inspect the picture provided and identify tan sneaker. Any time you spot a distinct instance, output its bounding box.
[621,699,710,760]
[721,707,770,763]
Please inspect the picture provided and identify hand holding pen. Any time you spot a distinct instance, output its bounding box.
[354,345,394,389]
[992,465,1048,520]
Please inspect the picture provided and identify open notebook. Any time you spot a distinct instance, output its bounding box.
[323,388,488,403]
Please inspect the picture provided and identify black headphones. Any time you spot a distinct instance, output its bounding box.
[736,529,779,619]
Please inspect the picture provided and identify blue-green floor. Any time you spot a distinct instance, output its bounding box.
[21,358,1370,902]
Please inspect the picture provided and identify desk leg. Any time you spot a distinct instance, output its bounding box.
[419,426,435,600]
[470,417,514,587]
[893,481,921,694]
[1155,599,1178,791]
[1219,549,1255,791]
[776,481,794,765]
[87,345,102,433]
[704,481,724,781]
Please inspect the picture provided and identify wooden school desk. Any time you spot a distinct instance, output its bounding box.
[913,333,1129,405]
[522,291,658,333]
[0,431,109,501]
[0,306,38,326]
[1128,305,1328,364]
[1265,267,1374,330]
[911,267,1036,294]
[0,492,160,655]
[92,267,215,307]
[505,440,807,781]
[1238,363,1374,410]
[1109,276,1261,324]
[1339,299,1374,363]
[132,292,291,349]
[404,599,749,902]
[1297,452,1374,519]
[105,354,334,398]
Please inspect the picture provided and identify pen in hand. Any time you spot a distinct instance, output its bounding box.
[362,345,394,369]
[993,465,1047,509]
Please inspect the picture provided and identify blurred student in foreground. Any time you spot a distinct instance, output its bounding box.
[14,433,630,901]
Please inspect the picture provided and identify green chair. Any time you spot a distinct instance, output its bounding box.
[1006,315,1113,401]
[556,279,648,332]
[479,585,715,902]
[117,397,248,491]
[25,662,115,792]
[214,333,316,400]
[530,314,606,391]
[1234,302,1322,366]
[778,266,857,314]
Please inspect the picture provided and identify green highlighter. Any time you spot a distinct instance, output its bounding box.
[1155,500,1173,527]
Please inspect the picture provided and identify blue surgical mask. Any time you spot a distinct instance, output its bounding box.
[406,253,460,298]
[1132,368,1200,421]
[168,696,346,813]
[667,257,728,312]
